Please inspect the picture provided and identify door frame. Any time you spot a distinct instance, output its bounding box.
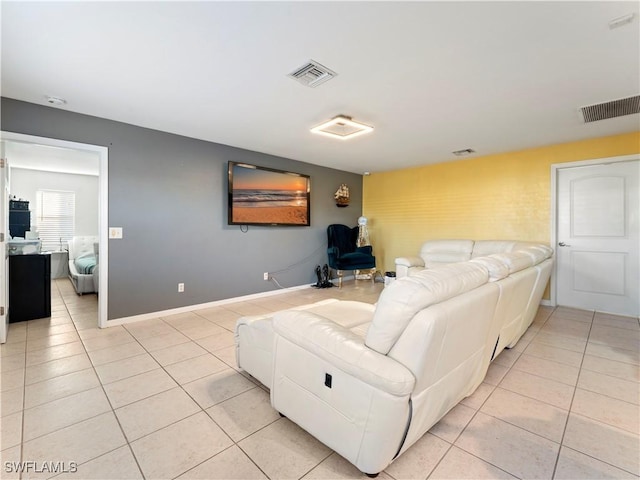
[0,131,109,328]
[550,153,640,309]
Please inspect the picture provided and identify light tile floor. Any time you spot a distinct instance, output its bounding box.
[1,278,639,479]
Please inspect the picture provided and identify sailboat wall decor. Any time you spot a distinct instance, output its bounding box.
[334,184,350,207]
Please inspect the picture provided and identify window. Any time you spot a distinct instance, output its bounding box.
[36,190,75,251]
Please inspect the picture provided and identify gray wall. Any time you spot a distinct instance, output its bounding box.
[2,98,363,320]
[10,168,99,240]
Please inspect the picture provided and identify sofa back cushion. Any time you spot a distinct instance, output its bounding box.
[419,240,474,268]
[365,262,489,354]
[489,251,534,274]
[471,240,551,258]
[518,245,553,264]
[469,256,509,281]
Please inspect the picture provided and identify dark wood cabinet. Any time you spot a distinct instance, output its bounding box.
[9,254,51,322]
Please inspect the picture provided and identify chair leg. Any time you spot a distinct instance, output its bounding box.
[337,270,344,288]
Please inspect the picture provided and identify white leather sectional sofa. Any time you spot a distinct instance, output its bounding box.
[235,240,553,476]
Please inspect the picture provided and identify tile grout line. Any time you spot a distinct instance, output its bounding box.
[549,309,596,480]
[427,307,558,479]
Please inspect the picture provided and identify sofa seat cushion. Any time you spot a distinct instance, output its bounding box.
[365,262,489,354]
[334,251,376,269]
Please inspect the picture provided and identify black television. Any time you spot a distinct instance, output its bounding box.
[228,161,311,226]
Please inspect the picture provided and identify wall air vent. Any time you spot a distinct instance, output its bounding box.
[579,95,640,123]
[288,60,337,88]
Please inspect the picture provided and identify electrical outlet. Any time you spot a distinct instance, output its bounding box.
[178,283,185,292]
[263,272,269,281]
[109,227,123,239]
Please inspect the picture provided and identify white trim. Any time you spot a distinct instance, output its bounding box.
[0,132,109,328]
[549,153,639,308]
[105,282,313,327]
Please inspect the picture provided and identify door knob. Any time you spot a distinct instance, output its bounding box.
[558,242,571,247]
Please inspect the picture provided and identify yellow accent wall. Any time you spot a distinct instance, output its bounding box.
[363,131,640,273]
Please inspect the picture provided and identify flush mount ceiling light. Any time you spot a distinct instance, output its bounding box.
[310,115,374,140]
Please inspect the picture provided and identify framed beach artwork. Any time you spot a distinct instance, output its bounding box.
[228,161,311,226]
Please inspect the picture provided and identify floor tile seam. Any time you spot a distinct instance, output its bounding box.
[591,322,640,333]
[518,349,582,369]
[149,350,210,369]
[568,391,640,436]
[579,365,640,384]
[476,402,567,445]
[493,382,574,412]
[586,337,640,351]
[80,331,137,347]
[201,399,281,444]
[574,384,640,408]
[528,337,586,354]
[22,336,84,356]
[181,378,259,411]
[173,443,244,480]
[561,414,640,477]
[23,337,84,354]
[21,400,113,444]
[510,355,580,387]
[428,403,483,465]
[23,379,103,411]
[550,314,595,480]
[557,444,640,478]
[591,317,640,328]
[427,444,517,480]
[25,368,100,393]
[576,380,640,406]
[63,308,145,474]
[547,312,594,321]
[18,279,71,474]
[116,400,206,445]
[106,379,178,411]
[582,348,640,368]
[25,345,88,368]
[234,440,282,480]
[534,328,591,343]
[296,448,336,479]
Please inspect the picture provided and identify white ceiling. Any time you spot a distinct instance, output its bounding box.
[2,1,639,174]
[5,141,100,176]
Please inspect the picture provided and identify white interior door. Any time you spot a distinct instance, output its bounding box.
[556,160,639,316]
[1,142,9,343]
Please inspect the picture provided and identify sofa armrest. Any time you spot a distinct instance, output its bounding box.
[395,256,425,268]
[273,310,415,396]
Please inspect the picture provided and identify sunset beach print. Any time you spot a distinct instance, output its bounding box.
[230,163,309,225]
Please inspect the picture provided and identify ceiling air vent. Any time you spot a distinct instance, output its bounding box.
[579,95,640,123]
[288,60,337,88]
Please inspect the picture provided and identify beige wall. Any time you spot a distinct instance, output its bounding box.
[363,131,640,273]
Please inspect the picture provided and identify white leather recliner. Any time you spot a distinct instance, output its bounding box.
[270,262,500,476]
[236,243,553,476]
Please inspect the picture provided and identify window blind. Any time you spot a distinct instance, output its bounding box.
[36,190,75,252]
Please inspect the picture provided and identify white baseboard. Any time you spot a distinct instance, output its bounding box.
[105,282,312,327]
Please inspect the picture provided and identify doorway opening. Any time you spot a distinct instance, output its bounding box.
[1,132,108,343]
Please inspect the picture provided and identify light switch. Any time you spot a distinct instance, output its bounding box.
[109,227,123,239]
